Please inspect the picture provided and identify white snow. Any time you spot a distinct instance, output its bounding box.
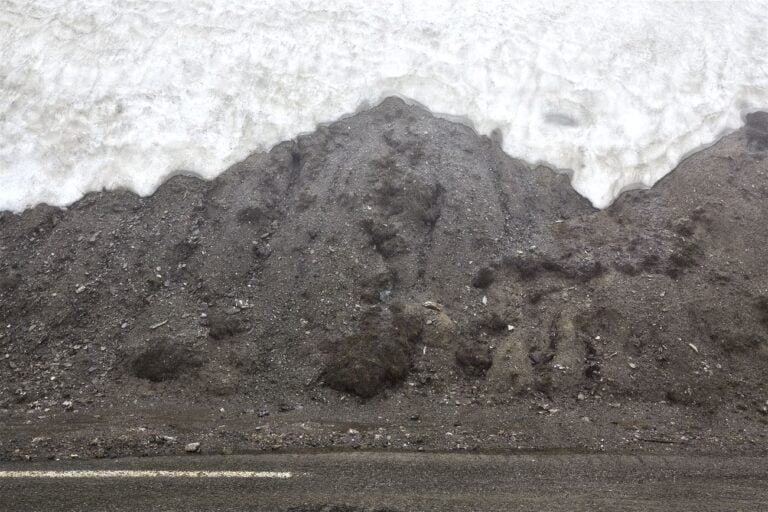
[1,0,767,212]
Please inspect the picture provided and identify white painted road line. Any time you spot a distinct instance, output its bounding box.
[0,470,292,479]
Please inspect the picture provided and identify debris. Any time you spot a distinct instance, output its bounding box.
[577,392,585,401]
[149,320,168,330]
[507,324,515,331]
[638,437,683,445]
[184,442,201,453]
[628,362,637,369]
[482,295,488,305]
[422,301,443,311]
[688,343,699,353]
[75,285,86,294]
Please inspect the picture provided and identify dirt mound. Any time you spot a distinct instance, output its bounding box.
[1,98,768,459]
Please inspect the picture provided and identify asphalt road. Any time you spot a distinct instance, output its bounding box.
[1,451,767,511]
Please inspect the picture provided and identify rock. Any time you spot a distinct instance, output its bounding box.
[184,442,201,453]
[422,301,443,311]
[423,311,458,348]
[528,350,552,366]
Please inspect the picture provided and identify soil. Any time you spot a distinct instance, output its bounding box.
[1,99,767,462]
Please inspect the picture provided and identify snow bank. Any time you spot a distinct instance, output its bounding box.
[1,0,767,211]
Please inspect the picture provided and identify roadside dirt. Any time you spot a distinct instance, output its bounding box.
[1,99,767,461]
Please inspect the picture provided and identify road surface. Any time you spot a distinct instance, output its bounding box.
[1,451,767,511]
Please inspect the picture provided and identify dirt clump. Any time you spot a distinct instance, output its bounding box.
[455,342,493,376]
[323,307,414,399]
[131,340,203,382]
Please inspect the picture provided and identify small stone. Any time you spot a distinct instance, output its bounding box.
[628,362,637,369]
[185,442,201,453]
[422,301,443,311]
[75,285,86,294]
[577,392,585,401]
[482,296,488,305]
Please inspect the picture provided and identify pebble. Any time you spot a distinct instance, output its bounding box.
[184,442,201,453]
[422,301,443,311]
